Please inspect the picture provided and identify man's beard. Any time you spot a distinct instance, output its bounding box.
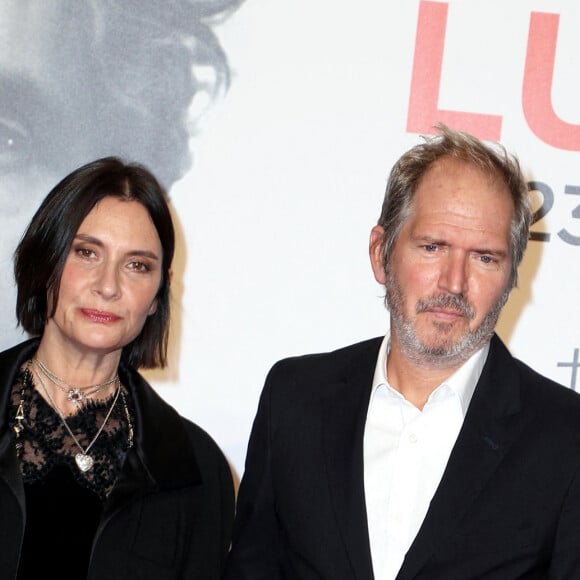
[385,275,510,369]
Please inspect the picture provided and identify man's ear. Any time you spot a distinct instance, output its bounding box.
[369,225,387,285]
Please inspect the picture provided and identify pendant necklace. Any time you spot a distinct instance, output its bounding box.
[33,360,122,472]
[34,357,118,406]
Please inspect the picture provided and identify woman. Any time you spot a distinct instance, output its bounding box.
[0,0,244,351]
[0,157,234,579]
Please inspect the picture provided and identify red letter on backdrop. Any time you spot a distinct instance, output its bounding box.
[523,12,580,150]
[407,1,502,140]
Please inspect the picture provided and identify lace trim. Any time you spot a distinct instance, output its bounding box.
[9,367,133,500]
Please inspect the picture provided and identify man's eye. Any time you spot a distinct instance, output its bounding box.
[423,244,438,252]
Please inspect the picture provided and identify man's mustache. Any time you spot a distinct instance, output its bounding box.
[415,294,475,320]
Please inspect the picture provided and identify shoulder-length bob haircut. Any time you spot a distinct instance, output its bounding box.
[14,157,175,369]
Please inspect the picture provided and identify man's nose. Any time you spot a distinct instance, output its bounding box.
[438,252,468,296]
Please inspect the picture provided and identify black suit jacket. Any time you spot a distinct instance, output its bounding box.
[224,334,580,579]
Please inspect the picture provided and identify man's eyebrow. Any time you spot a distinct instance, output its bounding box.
[473,247,509,257]
[412,235,509,256]
[412,235,446,244]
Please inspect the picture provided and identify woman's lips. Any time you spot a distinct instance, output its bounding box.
[80,308,121,323]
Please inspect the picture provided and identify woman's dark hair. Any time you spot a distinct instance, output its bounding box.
[14,157,175,369]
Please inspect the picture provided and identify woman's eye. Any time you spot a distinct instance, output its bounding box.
[76,248,95,258]
[129,261,150,272]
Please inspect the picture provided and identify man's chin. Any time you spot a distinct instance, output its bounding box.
[399,329,481,367]
[409,343,476,369]
[417,324,469,349]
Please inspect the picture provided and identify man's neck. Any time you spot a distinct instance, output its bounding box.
[386,341,465,410]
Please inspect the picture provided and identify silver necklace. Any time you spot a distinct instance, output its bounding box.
[33,360,121,472]
[34,357,118,406]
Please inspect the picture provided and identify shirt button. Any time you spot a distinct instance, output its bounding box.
[409,433,418,444]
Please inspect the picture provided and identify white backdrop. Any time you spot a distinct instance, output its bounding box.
[1,0,579,481]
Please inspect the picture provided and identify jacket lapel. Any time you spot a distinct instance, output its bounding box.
[396,335,534,579]
[322,337,383,580]
[102,362,202,518]
[0,339,39,513]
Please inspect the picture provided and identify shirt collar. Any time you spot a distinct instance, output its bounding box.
[372,332,490,416]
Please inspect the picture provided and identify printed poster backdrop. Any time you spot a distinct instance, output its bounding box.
[1,0,579,481]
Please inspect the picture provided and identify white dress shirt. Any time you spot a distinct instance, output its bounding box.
[363,334,489,580]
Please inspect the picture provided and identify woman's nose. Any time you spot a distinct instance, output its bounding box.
[92,263,121,300]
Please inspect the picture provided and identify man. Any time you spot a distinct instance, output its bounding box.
[224,126,580,579]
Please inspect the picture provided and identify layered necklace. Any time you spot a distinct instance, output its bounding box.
[14,360,134,473]
[34,357,118,406]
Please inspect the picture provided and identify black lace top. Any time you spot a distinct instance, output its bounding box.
[10,365,133,499]
[8,365,134,580]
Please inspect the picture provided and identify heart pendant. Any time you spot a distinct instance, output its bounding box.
[75,453,94,472]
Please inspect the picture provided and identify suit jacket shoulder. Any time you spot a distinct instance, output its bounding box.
[226,337,383,580]
[472,334,580,430]
[264,336,383,401]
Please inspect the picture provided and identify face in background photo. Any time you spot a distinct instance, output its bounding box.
[0,0,243,349]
